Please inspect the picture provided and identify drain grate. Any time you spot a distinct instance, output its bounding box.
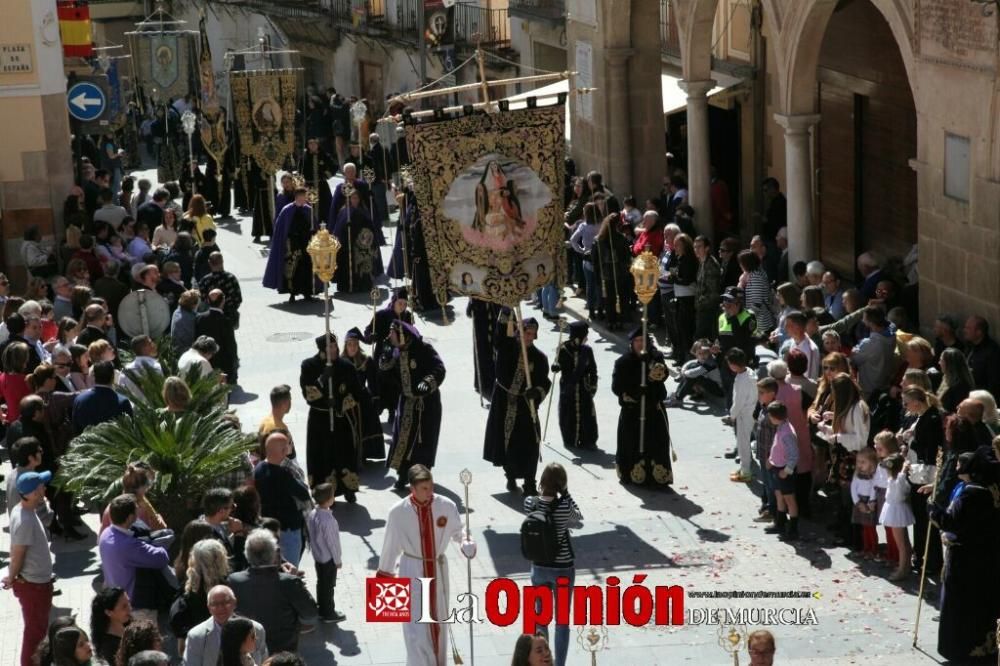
[266,332,313,343]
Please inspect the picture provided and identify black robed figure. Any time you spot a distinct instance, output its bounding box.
[262,188,315,302]
[380,320,446,489]
[931,448,1000,663]
[554,321,599,450]
[482,312,551,495]
[593,211,632,330]
[300,334,367,502]
[330,189,384,293]
[343,327,386,461]
[467,298,499,397]
[299,138,336,222]
[611,327,674,487]
[363,289,413,419]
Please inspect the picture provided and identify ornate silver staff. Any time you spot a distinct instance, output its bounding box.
[459,468,474,665]
[577,625,607,665]
[718,623,748,665]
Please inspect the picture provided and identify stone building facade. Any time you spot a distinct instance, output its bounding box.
[664,0,1000,329]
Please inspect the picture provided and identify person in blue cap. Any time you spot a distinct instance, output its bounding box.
[3,470,55,666]
[483,310,551,495]
[552,321,599,450]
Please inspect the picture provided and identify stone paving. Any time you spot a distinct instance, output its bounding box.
[0,169,947,665]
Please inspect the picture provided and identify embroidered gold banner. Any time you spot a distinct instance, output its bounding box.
[405,105,566,307]
[229,70,298,175]
[129,31,198,102]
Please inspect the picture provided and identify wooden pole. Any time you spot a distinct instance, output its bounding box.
[476,46,490,105]
[913,447,945,647]
[514,305,541,461]
[388,71,574,107]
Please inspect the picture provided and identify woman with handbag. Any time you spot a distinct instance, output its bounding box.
[898,386,943,573]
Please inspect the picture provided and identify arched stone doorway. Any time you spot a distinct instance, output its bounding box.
[813,0,917,279]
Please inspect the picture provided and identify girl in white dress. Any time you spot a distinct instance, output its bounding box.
[879,454,915,581]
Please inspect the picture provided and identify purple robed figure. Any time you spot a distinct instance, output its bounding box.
[263,198,317,300]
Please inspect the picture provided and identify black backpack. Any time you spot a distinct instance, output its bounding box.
[520,496,569,563]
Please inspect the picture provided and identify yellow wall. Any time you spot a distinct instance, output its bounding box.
[0,0,40,87]
[0,96,46,182]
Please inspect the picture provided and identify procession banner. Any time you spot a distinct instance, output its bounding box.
[129,30,197,102]
[405,104,566,307]
[229,69,298,175]
[197,13,227,174]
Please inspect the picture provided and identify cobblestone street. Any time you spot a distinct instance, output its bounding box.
[1,173,944,665]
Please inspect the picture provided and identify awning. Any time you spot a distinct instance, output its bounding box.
[505,72,744,144]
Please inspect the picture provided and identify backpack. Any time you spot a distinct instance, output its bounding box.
[520,496,570,563]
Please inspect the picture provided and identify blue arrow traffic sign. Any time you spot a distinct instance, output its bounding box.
[67,81,107,122]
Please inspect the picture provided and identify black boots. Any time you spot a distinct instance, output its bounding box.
[764,512,800,540]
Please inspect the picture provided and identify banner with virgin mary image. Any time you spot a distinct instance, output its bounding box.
[405,104,566,307]
[229,69,298,175]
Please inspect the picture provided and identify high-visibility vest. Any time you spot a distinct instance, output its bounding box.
[718,310,754,332]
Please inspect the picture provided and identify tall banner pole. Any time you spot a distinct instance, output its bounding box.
[460,468,475,666]
[542,317,565,441]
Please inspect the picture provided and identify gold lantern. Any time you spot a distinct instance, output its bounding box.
[308,223,341,284]
[629,249,660,306]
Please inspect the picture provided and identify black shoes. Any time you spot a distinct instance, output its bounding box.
[724,449,738,459]
[344,491,357,504]
[320,611,346,624]
[393,477,407,490]
[506,477,518,492]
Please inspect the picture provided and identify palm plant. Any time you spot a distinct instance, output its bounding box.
[56,404,257,532]
[118,364,231,418]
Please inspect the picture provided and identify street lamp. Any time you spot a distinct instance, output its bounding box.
[308,223,342,429]
[628,249,659,481]
[181,109,198,195]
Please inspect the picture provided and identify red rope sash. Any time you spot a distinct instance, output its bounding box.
[411,494,441,662]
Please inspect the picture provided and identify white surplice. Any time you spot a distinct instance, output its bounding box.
[378,494,463,666]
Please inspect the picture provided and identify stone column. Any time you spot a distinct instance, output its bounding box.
[680,79,715,237]
[605,48,635,194]
[774,113,821,268]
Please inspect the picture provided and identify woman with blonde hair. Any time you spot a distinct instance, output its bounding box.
[170,539,230,652]
[162,376,191,413]
[66,258,91,286]
[936,347,974,414]
[817,373,870,546]
[183,193,217,245]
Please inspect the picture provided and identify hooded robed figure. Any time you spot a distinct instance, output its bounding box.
[482,311,551,495]
[363,288,414,419]
[391,187,441,311]
[249,161,275,241]
[467,298,499,397]
[262,187,316,301]
[299,137,336,222]
[931,447,1000,662]
[554,321,599,450]
[330,189,384,293]
[342,326,385,461]
[612,327,674,487]
[380,320,446,489]
[300,333,368,502]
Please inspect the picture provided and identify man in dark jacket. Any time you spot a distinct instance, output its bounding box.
[228,527,318,654]
[195,289,238,384]
[964,315,1000,398]
[72,361,133,433]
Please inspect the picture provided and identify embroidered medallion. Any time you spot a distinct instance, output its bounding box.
[436,516,447,527]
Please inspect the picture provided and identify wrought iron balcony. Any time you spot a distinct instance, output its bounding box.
[509,0,565,25]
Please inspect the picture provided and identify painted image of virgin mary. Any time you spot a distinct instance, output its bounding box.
[471,161,525,242]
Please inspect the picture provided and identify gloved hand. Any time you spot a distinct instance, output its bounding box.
[551,363,561,373]
[417,380,431,394]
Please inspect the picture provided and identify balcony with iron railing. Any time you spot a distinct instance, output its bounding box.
[322,0,510,50]
[660,0,681,59]
[508,0,565,25]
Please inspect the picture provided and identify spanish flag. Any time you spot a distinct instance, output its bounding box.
[57,0,93,58]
